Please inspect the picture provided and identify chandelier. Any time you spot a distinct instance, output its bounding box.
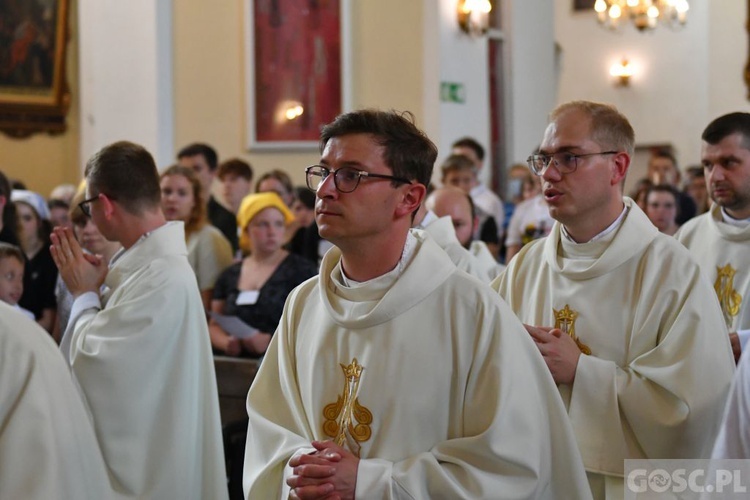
[593,0,689,31]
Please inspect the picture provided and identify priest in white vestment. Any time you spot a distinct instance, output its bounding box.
[412,191,490,281]
[493,101,735,500]
[424,185,505,281]
[713,342,750,458]
[0,302,114,500]
[676,112,750,363]
[51,141,228,500]
[244,110,592,499]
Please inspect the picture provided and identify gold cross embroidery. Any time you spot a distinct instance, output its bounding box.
[554,305,591,355]
[322,358,372,456]
[715,264,742,329]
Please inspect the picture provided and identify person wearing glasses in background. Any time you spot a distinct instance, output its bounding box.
[243,109,592,499]
[491,101,735,500]
[50,141,227,500]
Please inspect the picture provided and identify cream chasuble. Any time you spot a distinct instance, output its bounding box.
[492,198,735,500]
[244,230,592,499]
[469,239,505,281]
[64,222,228,500]
[676,203,750,334]
[419,215,492,281]
[0,303,114,500]
[713,336,750,458]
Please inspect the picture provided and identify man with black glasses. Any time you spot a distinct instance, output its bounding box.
[492,100,735,499]
[50,141,227,500]
[243,109,592,499]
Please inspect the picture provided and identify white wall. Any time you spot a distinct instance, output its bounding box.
[503,0,557,164]
[555,0,749,188]
[79,0,174,169]
[430,0,557,188]
[433,0,492,185]
[708,1,748,117]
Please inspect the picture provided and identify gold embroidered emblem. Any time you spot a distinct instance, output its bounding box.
[322,358,372,456]
[554,305,591,355]
[715,264,742,329]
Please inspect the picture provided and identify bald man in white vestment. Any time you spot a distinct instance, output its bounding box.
[676,112,750,364]
[51,141,227,500]
[243,109,592,500]
[412,187,491,281]
[425,185,505,281]
[492,101,735,500]
[0,302,114,500]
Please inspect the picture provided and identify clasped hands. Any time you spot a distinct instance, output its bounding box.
[525,324,582,385]
[50,227,108,298]
[287,440,359,500]
[729,332,741,363]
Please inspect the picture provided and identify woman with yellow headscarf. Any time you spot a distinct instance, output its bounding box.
[209,192,317,356]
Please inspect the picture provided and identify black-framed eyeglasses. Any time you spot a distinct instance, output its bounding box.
[305,165,412,193]
[526,151,619,176]
[77,195,101,218]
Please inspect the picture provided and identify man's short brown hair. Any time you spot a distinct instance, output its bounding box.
[218,159,254,182]
[85,141,162,215]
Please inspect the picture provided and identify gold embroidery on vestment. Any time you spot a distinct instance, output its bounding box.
[322,358,372,456]
[715,264,742,329]
[554,305,591,355]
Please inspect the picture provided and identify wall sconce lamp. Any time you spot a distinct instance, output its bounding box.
[457,0,492,37]
[609,58,634,86]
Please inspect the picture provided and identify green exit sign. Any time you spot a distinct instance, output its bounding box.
[440,82,465,103]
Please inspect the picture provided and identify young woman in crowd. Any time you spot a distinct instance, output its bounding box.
[12,190,57,334]
[645,184,681,236]
[209,192,317,357]
[160,166,234,312]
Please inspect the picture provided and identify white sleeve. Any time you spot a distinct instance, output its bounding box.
[60,292,101,364]
[738,329,750,352]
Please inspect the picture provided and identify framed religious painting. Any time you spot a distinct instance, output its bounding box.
[0,0,71,137]
[245,0,352,150]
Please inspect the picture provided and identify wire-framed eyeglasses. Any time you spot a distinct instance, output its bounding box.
[526,151,618,176]
[305,165,412,193]
[77,195,101,218]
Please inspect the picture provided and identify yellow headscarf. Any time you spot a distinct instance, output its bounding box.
[237,192,295,252]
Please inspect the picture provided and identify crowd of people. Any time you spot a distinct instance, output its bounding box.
[0,103,748,500]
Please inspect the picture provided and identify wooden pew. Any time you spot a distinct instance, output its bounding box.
[213,355,261,426]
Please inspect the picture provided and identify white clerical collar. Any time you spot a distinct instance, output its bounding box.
[721,207,750,228]
[341,231,418,287]
[108,224,163,268]
[561,204,629,244]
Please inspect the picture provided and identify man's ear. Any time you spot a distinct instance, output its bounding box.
[396,183,426,219]
[99,194,117,220]
[611,152,630,187]
[0,195,6,212]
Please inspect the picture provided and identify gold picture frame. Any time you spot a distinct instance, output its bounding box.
[0,0,71,137]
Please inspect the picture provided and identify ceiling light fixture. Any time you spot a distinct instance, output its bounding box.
[594,0,689,32]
